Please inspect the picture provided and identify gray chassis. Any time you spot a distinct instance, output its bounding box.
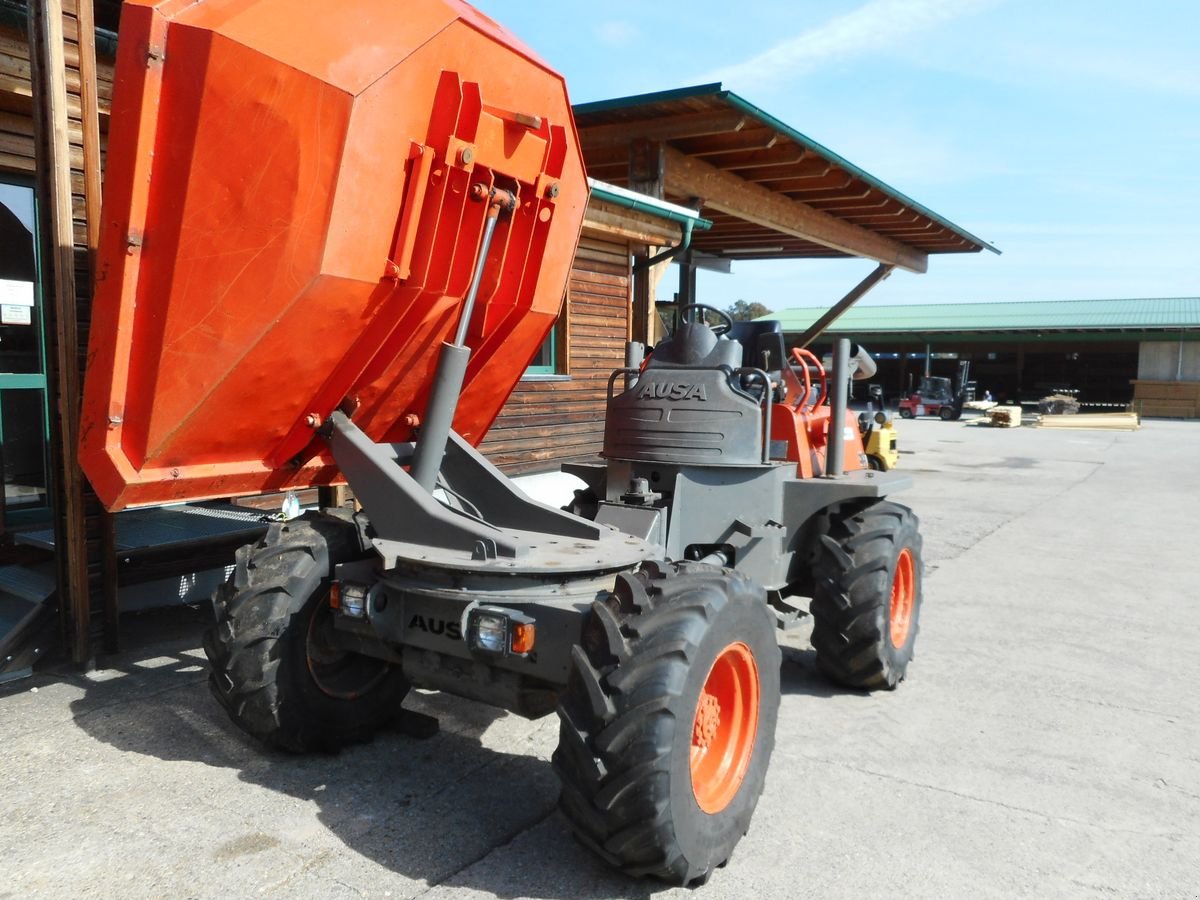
[322,398,908,719]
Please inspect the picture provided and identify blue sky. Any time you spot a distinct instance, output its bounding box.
[473,0,1199,311]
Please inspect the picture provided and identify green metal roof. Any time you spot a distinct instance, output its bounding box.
[575,83,998,257]
[763,298,1200,334]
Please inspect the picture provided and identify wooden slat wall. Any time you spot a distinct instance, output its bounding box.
[2,10,114,656]
[2,16,112,355]
[1,20,113,184]
[481,231,632,474]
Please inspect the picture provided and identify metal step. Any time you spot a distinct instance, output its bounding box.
[0,563,56,685]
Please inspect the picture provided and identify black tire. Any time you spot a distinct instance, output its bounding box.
[204,511,408,752]
[899,407,914,419]
[938,406,955,421]
[553,561,781,886]
[867,455,884,471]
[810,501,922,690]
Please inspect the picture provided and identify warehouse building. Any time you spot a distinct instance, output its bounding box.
[767,297,1200,414]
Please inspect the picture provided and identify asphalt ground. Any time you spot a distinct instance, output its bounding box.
[3,416,1199,899]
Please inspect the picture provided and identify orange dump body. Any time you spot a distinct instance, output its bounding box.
[80,0,587,510]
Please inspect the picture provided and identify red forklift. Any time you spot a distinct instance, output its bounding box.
[898,360,971,421]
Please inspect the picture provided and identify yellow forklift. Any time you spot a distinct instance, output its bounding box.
[860,384,900,471]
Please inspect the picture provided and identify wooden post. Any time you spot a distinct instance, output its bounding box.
[628,139,664,200]
[29,0,93,667]
[632,248,652,345]
[76,0,119,654]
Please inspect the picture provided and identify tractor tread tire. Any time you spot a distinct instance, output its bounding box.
[205,512,407,753]
[810,501,922,691]
[553,561,780,886]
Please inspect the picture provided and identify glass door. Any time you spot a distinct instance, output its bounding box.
[0,180,50,522]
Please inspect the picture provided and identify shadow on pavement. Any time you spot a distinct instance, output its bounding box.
[63,606,656,900]
[778,644,843,699]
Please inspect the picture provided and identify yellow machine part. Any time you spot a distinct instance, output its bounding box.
[864,421,899,471]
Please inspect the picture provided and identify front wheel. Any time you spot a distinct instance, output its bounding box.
[810,501,923,690]
[939,406,955,421]
[898,407,914,419]
[553,562,781,886]
[204,512,409,752]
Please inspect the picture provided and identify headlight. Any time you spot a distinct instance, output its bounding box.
[466,606,537,657]
[331,581,369,617]
[874,411,889,425]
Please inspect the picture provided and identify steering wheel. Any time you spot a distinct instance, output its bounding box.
[677,303,734,336]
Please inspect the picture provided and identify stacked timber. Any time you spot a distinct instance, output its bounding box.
[1038,393,1079,414]
[1130,380,1200,419]
[1036,412,1140,431]
[965,405,1022,427]
[988,406,1022,427]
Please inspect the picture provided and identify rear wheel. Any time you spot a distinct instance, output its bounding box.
[554,561,781,886]
[204,512,408,752]
[810,501,923,690]
[899,407,914,419]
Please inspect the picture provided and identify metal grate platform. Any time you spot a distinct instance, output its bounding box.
[15,502,269,555]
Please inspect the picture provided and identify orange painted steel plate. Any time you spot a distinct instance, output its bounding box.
[80,0,587,510]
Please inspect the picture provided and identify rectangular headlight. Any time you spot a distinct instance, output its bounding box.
[471,612,508,654]
[467,607,536,658]
[339,582,368,618]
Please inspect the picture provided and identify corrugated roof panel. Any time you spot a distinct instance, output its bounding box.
[764,298,1200,333]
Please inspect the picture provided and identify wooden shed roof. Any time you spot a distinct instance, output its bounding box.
[575,83,998,274]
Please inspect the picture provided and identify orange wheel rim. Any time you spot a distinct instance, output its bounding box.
[690,641,760,814]
[889,548,916,648]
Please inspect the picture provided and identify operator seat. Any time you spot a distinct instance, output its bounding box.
[726,320,785,372]
[727,319,788,402]
[645,320,742,370]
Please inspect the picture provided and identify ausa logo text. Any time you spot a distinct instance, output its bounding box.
[408,614,463,641]
[636,382,708,402]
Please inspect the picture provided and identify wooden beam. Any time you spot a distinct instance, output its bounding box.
[77,0,119,654]
[766,172,856,194]
[785,185,875,206]
[794,264,896,349]
[675,127,779,157]
[699,144,811,172]
[580,109,748,150]
[30,0,92,666]
[583,200,682,246]
[661,145,927,273]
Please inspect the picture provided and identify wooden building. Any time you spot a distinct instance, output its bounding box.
[481,181,704,473]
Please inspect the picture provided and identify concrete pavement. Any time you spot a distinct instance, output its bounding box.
[3,417,1198,899]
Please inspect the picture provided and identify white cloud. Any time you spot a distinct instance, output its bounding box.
[594,21,640,48]
[703,0,999,92]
